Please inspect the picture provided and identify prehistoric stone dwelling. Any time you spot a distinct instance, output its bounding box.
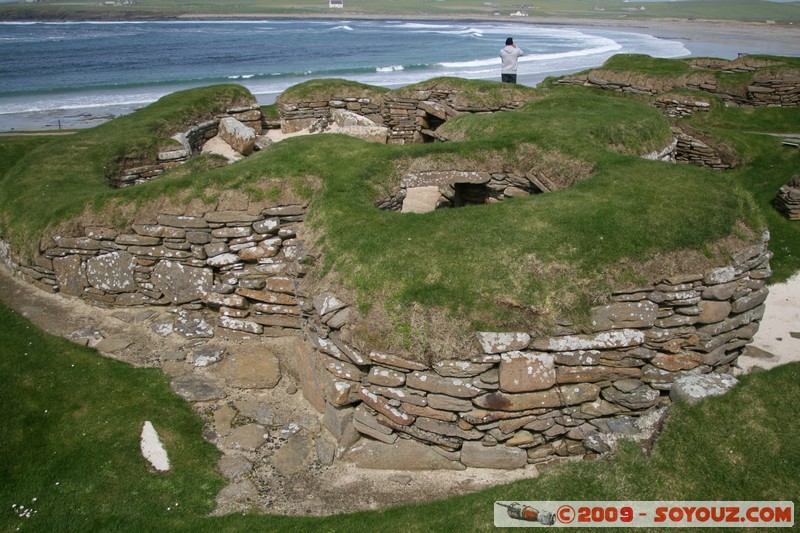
[1,57,797,473]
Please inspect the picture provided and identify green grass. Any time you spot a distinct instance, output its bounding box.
[0,136,54,182]
[2,0,799,23]
[4,71,800,354]
[596,54,698,77]
[0,84,255,252]
[0,301,225,532]
[280,78,389,103]
[680,105,800,281]
[2,299,798,532]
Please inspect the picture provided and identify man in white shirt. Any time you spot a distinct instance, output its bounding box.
[500,37,523,83]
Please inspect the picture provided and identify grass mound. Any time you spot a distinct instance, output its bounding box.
[2,62,800,357]
[278,78,389,103]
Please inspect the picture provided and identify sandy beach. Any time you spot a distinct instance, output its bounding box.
[1,16,798,132]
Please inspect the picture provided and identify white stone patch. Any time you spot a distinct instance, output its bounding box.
[140,421,170,472]
[388,388,406,398]
[547,329,645,351]
[194,354,220,367]
[389,405,411,422]
[317,294,346,316]
[318,338,344,359]
[206,253,240,267]
[478,332,531,354]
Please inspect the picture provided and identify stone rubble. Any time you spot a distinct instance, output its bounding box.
[557,56,800,108]
[109,104,264,188]
[774,175,800,220]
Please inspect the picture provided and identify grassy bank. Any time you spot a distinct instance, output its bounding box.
[2,64,799,353]
[1,0,800,24]
[1,300,798,531]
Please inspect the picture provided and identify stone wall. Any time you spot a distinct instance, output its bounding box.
[375,170,561,213]
[557,58,800,108]
[299,231,772,469]
[110,105,264,188]
[2,202,308,338]
[0,202,773,469]
[653,95,712,118]
[774,176,800,220]
[277,85,536,145]
[672,128,735,170]
[278,97,384,134]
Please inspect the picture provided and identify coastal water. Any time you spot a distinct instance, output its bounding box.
[0,18,713,130]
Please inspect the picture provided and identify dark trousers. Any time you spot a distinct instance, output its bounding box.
[501,73,517,83]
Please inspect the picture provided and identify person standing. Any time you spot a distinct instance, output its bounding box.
[500,37,523,83]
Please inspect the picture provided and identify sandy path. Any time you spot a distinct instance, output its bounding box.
[740,272,800,372]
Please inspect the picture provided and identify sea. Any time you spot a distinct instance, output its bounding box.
[0,18,785,130]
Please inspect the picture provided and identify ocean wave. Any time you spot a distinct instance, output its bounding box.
[394,22,454,30]
[376,65,404,72]
[330,25,354,32]
[227,74,256,80]
[438,41,622,69]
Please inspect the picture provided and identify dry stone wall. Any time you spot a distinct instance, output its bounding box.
[557,58,800,108]
[672,128,735,170]
[774,176,800,220]
[278,85,536,145]
[0,201,773,470]
[110,105,264,188]
[1,203,308,338]
[653,94,712,117]
[299,231,772,469]
[376,170,555,212]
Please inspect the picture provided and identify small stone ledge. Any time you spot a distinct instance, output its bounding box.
[774,175,800,220]
[277,83,537,145]
[109,104,266,188]
[557,59,800,109]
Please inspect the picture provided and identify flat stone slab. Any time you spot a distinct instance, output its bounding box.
[401,186,441,214]
[670,374,739,405]
[234,399,276,426]
[94,337,131,353]
[219,424,268,451]
[202,135,244,162]
[345,437,465,470]
[215,479,257,506]
[173,311,215,339]
[216,347,281,389]
[170,374,226,402]
[460,441,527,469]
[272,433,314,476]
[219,455,253,480]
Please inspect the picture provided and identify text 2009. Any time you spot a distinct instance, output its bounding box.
[577,506,634,523]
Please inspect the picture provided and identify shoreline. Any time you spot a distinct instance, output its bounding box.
[1,15,798,133]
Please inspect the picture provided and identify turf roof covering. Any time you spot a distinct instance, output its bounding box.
[2,64,792,359]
